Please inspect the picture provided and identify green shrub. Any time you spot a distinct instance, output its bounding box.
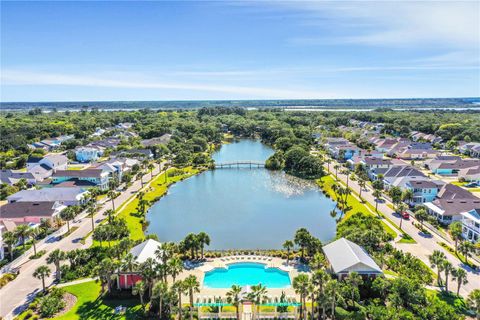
[38,288,65,318]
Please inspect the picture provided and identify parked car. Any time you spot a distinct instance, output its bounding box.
[401,211,410,219]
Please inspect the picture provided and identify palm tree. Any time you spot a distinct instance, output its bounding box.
[467,289,480,320]
[14,224,30,250]
[122,253,138,272]
[140,257,157,298]
[401,189,414,206]
[313,269,330,319]
[167,256,184,282]
[293,274,309,320]
[459,240,475,264]
[104,209,115,224]
[133,280,147,309]
[153,281,168,317]
[95,257,116,293]
[452,268,468,296]
[248,284,268,320]
[397,203,408,230]
[33,265,51,293]
[283,240,294,265]
[47,249,66,281]
[358,178,366,201]
[333,164,340,179]
[172,280,187,320]
[344,272,363,309]
[3,231,16,261]
[415,208,429,231]
[60,207,76,233]
[325,279,340,320]
[373,189,382,215]
[107,190,117,212]
[442,260,453,292]
[429,250,446,286]
[184,275,200,320]
[325,158,332,173]
[87,205,97,232]
[449,221,463,253]
[30,227,39,256]
[197,232,210,260]
[226,285,242,320]
[148,163,155,180]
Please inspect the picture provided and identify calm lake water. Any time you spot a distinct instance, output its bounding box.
[146,140,338,249]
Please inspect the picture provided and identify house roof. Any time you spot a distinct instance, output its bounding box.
[437,183,478,200]
[44,154,68,165]
[362,157,392,166]
[407,180,438,189]
[0,201,62,219]
[54,179,98,188]
[383,166,425,179]
[7,187,88,203]
[129,239,162,264]
[52,169,105,179]
[27,156,43,164]
[0,170,36,185]
[323,238,382,274]
[430,198,480,217]
[437,159,480,170]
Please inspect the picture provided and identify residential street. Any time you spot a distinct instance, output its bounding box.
[0,163,163,319]
[325,161,480,296]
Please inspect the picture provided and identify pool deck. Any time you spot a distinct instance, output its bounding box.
[176,256,307,300]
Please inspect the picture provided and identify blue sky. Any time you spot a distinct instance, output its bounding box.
[1,1,479,101]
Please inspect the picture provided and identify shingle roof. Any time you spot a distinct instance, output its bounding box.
[437,183,478,200]
[431,198,480,216]
[0,201,60,219]
[52,169,105,178]
[7,187,87,203]
[323,238,382,274]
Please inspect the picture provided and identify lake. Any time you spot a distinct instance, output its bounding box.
[146,140,338,249]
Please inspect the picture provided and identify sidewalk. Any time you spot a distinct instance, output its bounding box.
[0,163,164,319]
[323,158,480,296]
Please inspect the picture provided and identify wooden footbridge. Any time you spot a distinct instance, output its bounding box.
[214,160,265,169]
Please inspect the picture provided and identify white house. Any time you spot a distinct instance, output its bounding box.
[7,187,89,206]
[460,209,480,243]
[323,238,382,279]
[27,154,68,181]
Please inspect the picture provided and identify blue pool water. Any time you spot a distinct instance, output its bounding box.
[203,262,291,288]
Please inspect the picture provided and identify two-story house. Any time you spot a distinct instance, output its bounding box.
[460,209,480,243]
[52,169,110,190]
[404,180,439,205]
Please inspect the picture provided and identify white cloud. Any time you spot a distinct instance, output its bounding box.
[284,1,479,48]
[0,69,328,99]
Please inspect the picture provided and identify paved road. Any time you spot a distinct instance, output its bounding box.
[325,160,480,296]
[0,163,163,319]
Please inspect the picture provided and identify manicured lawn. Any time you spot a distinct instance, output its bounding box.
[397,234,416,244]
[53,281,142,320]
[317,175,398,239]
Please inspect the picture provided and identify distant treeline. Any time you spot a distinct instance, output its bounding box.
[1,97,479,111]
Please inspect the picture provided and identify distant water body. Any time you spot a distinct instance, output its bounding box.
[1,97,479,112]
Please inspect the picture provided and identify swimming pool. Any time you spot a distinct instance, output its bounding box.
[203,262,291,288]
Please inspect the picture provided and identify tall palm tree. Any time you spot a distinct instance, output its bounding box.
[373,189,382,215]
[325,279,340,320]
[313,269,330,319]
[442,260,453,292]
[3,231,17,261]
[293,274,309,320]
[344,272,363,309]
[248,284,268,320]
[60,207,76,233]
[140,257,157,298]
[197,232,210,260]
[87,205,97,232]
[333,164,340,179]
[358,178,366,201]
[448,221,463,253]
[184,275,200,320]
[283,240,294,265]
[30,227,40,256]
[172,280,187,320]
[168,256,184,282]
[33,265,51,293]
[467,289,480,320]
[226,285,242,320]
[452,268,468,296]
[397,203,408,230]
[148,163,155,180]
[104,209,115,225]
[14,224,30,250]
[133,280,147,309]
[95,257,116,293]
[47,249,66,281]
[107,190,117,212]
[429,250,446,286]
[459,240,475,264]
[153,281,168,318]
